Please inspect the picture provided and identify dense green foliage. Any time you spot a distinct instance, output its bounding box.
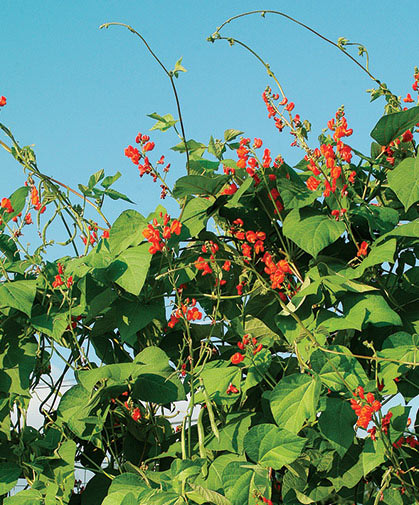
[0,12,418,505]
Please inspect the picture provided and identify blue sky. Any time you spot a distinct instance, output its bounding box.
[1,1,418,229]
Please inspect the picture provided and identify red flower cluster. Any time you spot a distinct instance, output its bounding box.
[168,298,202,329]
[393,435,419,449]
[52,263,73,289]
[230,352,244,365]
[30,186,46,213]
[221,182,238,195]
[230,219,266,261]
[262,87,285,132]
[82,223,98,246]
[125,133,170,197]
[350,386,381,429]
[142,213,182,254]
[262,252,292,295]
[0,96,6,107]
[381,411,392,435]
[1,197,14,214]
[237,333,263,355]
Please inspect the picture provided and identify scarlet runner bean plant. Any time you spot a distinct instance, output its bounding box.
[0,10,418,505]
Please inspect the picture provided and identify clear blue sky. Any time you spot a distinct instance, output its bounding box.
[1,1,419,228]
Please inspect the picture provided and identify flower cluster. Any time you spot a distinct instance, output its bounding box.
[261,252,292,299]
[125,133,170,198]
[350,386,381,429]
[231,334,263,365]
[1,197,14,214]
[230,218,266,260]
[52,262,73,289]
[393,435,419,449]
[306,109,355,198]
[142,212,182,254]
[81,223,98,246]
[167,297,202,329]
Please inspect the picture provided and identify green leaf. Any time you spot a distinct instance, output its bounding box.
[345,239,397,279]
[132,372,185,404]
[376,218,419,243]
[328,445,363,492]
[223,129,243,142]
[108,473,147,495]
[108,210,148,256]
[269,374,320,433]
[276,178,320,209]
[243,349,272,393]
[283,208,345,257]
[188,484,232,505]
[310,345,369,391]
[0,462,21,494]
[102,188,134,203]
[172,175,229,198]
[101,171,122,189]
[207,136,225,160]
[148,112,178,132]
[4,489,42,505]
[111,243,152,295]
[0,280,37,316]
[115,299,164,344]
[173,56,187,77]
[199,364,241,405]
[244,424,306,469]
[343,293,402,328]
[222,462,270,505]
[388,156,419,211]
[181,197,211,237]
[371,106,419,145]
[88,169,105,189]
[171,139,206,156]
[362,438,386,476]
[206,413,254,453]
[318,398,356,456]
[188,158,220,174]
[0,233,19,262]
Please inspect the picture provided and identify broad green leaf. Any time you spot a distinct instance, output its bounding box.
[243,349,272,393]
[102,188,134,203]
[207,135,225,160]
[101,171,122,189]
[371,106,419,145]
[310,345,369,391]
[77,363,135,391]
[318,398,356,456]
[4,489,42,505]
[224,129,243,142]
[188,158,220,174]
[202,454,246,492]
[198,364,241,405]
[0,279,37,316]
[111,243,152,295]
[181,197,211,237]
[148,112,178,131]
[0,233,19,262]
[88,169,105,189]
[376,218,419,243]
[343,293,402,328]
[188,484,231,505]
[108,210,148,256]
[222,462,270,505]
[172,175,228,198]
[132,372,185,404]
[171,139,206,156]
[244,424,306,469]
[349,205,399,235]
[81,475,111,505]
[115,299,164,344]
[270,374,320,433]
[387,156,419,211]
[276,178,320,209]
[345,238,397,279]
[283,208,345,257]
[0,462,21,494]
[133,346,173,373]
[108,473,147,495]
[328,445,363,492]
[206,413,254,453]
[362,438,386,476]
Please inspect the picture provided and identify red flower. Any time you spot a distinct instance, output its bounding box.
[306,176,320,191]
[285,102,295,112]
[230,352,244,365]
[143,141,155,152]
[222,260,231,271]
[0,96,6,107]
[253,138,263,149]
[403,93,414,103]
[402,130,413,142]
[52,275,64,288]
[66,276,73,288]
[357,241,369,257]
[102,229,110,238]
[226,383,239,394]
